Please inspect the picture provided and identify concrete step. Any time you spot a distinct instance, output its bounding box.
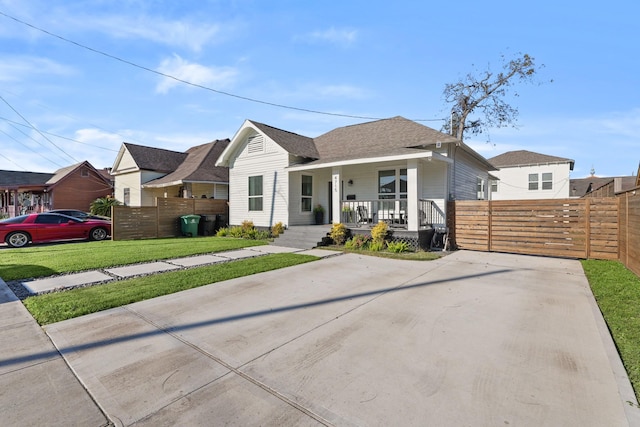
[270,225,332,249]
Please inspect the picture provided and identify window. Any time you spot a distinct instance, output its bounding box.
[247,135,264,154]
[378,169,407,199]
[81,169,89,177]
[490,180,498,193]
[301,175,312,212]
[123,188,130,206]
[248,176,263,211]
[542,173,553,190]
[528,174,539,190]
[476,177,485,200]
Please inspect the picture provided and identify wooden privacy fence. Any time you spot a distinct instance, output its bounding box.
[619,189,640,277]
[112,198,228,240]
[447,198,619,260]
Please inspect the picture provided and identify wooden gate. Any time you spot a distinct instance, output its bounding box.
[447,198,619,259]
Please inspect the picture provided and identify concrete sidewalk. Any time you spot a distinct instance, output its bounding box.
[5,250,636,426]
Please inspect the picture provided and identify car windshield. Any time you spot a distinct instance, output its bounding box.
[0,215,28,224]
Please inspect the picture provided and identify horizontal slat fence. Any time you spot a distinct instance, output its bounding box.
[448,198,619,260]
[619,189,640,277]
[112,198,228,240]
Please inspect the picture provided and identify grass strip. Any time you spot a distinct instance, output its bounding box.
[0,237,266,281]
[24,253,317,325]
[582,259,640,402]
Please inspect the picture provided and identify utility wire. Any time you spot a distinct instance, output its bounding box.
[0,10,445,123]
[0,94,79,163]
[0,127,65,168]
[0,116,118,152]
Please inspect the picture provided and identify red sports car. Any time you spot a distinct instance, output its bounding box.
[0,213,111,248]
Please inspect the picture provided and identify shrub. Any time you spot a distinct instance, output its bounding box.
[345,234,371,250]
[368,240,386,252]
[330,223,348,245]
[271,222,285,237]
[90,196,121,218]
[387,241,410,253]
[255,230,271,240]
[228,226,245,238]
[371,221,389,243]
[241,220,255,232]
[216,227,229,237]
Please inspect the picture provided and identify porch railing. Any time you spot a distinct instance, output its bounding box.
[339,199,444,228]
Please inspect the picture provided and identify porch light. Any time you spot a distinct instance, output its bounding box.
[348,179,353,186]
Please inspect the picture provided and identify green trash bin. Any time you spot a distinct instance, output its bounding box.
[180,214,200,237]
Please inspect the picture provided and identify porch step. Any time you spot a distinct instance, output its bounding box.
[270,225,332,250]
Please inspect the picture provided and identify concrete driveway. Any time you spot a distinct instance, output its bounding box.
[43,250,638,426]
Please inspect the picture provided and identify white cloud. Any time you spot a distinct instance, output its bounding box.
[297,27,358,47]
[0,55,74,82]
[155,55,237,94]
[83,15,223,52]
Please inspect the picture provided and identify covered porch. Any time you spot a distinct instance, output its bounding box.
[288,150,451,232]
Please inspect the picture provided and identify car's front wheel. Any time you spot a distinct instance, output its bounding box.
[89,227,108,241]
[6,231,30,248]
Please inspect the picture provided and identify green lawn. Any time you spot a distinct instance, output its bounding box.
[582,259,640,402]
[0,237,266,281]
[24,253,317,325]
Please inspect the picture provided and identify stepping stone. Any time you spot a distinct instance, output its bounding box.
[105,262,180,278]
[169,255,228,267]
[21,271,114,294]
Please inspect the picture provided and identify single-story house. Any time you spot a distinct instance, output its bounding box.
[216,116,497,234]
[0,161,113,217]
[111,140,230,207]
[488,150,575,200]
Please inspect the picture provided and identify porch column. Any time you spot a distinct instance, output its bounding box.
[407,160,419,231]
[331,167,342,224]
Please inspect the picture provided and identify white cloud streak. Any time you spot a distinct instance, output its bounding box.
[155,55,238,94]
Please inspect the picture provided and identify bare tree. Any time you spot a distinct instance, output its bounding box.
[442,53,547,140]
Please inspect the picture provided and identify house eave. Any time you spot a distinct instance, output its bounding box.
[287,151,453,172]
[142,179,228,188]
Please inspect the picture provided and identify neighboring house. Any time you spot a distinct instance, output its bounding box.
[570,175,638,198]
[111,140,230,206]
[216,116,496,232]
[0,161,113,217]
[488,150,575,200]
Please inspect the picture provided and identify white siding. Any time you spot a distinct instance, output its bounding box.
[228,133,291,227]
[114,172,141,206]
[140,171,166,206]
[491,163,572,200]
[288,169,332,225]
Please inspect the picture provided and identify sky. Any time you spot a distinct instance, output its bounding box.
[0,0,638,178]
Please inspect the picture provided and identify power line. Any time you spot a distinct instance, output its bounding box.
[0,10,445,123]
[0,127,65,168]
[0,116,118,152]
[0,94,79,163]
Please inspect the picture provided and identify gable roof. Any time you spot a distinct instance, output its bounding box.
[143,139,230,187]
[0,170,53,189]
[313,116,459,162]
[250,121,319,159]
[45,161,111,187]
[123,142,188,173]
[489,150,575,170]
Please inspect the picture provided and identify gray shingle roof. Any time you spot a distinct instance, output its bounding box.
[124,143,188,172]
[0,170,53,188]
[313,116,458,161]
[489,150,575,170]
[250,121,319,159]
[143,139,230,187]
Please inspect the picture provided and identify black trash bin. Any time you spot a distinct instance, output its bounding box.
[198,215,216,235]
